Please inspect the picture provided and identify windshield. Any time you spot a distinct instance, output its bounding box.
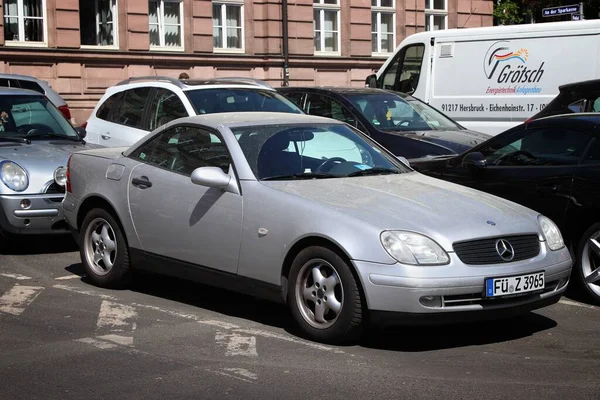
[0,95,78,140]
[232,123,411,180]
[186,88,304,115]
[346,93,462,131]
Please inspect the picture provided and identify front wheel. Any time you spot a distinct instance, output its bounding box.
[575,224,600,304]
[80,208,131,288]
[288,246,364,344]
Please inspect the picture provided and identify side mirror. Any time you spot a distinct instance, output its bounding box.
[396,156,410,167]
[365,74,378,88]
[462,152,487,169]
[191,166,231,190]
[74,126,87,139]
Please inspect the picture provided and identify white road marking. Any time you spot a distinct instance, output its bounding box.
[0,285,44,315]
[222,368,258,380]
[55,274,84,280]
[233,328,344,353]
[207,369,254,384]
[0,273,32,280]
[215,331,258,357]
[133,303,240,329]
[97,334,134,346]
[97,300,137,331]
[76,337,118,350]
[559,299,598,309]
[53,284,118,301]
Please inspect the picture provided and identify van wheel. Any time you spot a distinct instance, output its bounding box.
[80,208,130,288]
[575,223,600,304]
[288,246,364,344]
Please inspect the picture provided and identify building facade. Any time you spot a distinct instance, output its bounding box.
[0,0,493,124]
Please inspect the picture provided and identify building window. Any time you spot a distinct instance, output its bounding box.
[79,0,117,47]
[313,0,340,54]
[371,0,395,55]
[425,0,447,31]
[3,0,46,43]
[212,0,244,51]
[149,0,183,49]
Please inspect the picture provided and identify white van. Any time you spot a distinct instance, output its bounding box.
[366,20,600,135]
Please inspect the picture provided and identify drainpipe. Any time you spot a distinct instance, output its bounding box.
[282,0,290,86]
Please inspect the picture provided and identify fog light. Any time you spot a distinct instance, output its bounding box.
[20,199,31,209]
[419,295,442,308]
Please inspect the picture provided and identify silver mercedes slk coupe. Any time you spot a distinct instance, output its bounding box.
[63,112,572,344]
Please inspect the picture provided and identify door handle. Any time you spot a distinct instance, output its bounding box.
[536,183,560,193]
[101,133,111,140]
[132,176,152,189]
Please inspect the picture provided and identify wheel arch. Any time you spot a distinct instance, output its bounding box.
[77,194,125,235]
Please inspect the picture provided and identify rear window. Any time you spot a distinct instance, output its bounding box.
[96,92,124,122]
[17,80,45,94]
[185,88,303,115]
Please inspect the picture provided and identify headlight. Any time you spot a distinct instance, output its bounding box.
[380,231,449,265]
[0,161,29,192]
[538,215,564,251]
[54,166,67,186]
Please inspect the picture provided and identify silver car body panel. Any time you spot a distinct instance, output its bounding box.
[63,113,573,315]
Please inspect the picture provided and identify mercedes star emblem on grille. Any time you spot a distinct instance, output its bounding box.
[495,239,515,261]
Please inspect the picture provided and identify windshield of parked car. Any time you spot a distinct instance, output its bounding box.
[186,88,304,115]
[232,123,411,180]
[346,93,462,132]
[0,95,78,140]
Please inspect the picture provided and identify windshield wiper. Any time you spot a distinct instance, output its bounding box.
[0,136,30,144]
[262,172,337,181]
[25,132,81,141]
[347,167,401,177]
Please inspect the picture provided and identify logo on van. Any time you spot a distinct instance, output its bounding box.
[483,41,545,85]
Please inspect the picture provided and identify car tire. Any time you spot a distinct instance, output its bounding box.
[79,208,131,289]
[288,246,364,344]
[574,223,600,304]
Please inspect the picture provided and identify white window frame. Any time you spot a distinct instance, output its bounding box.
[3,0,48,47]
[149,0,184,52]
[80,0,119,49]
[212,0,245,53]
[371,0,395,57]
[313,0,341,56]
[425,0,448,32]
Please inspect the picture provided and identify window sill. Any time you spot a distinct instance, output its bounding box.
[149,46,185,52]
[314,51,342,57]
[213,48,245,54]
[4,41,48,48]
[372,52,394,58]
[80,45,120,50]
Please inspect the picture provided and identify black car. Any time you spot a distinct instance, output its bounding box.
[277,87,491,159]
[410,113,600,304]
[529,79,600,120]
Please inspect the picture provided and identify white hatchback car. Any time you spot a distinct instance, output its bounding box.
[83,76,303,147]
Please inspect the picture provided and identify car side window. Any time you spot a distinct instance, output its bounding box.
[282,92,305,109]
[581,138,600,165]
[0,79,8,87]
[96,92,124,122]
[129,125,232,175]
[148,88,188,131]
[305,94,357,127]
[379,44,424,94]
[115,87,152,129]
[482,128,593,167]
[17,80,45,94]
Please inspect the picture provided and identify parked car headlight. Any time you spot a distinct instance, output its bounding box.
[54,166,67,186]
[380,231,449,265]
[0,161,29,192]
[538,215,564,251]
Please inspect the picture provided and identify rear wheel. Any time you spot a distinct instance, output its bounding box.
[80,208,130,288]
[575,223,600,304]
[288,246,364,344]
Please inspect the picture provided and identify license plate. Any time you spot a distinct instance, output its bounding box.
[485,271,545,298]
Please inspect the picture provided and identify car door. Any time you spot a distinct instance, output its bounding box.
[126,124,243,274]
[456,126,593,226]
[104,87,152,147]
[304,93,361,129]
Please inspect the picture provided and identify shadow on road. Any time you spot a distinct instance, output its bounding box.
[63,264,563,351]
[1,234,77,255]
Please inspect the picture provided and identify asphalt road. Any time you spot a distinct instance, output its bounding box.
[1,236,599,400]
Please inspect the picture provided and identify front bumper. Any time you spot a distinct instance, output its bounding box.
[0,194,69,235]
[353,244,572,325]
